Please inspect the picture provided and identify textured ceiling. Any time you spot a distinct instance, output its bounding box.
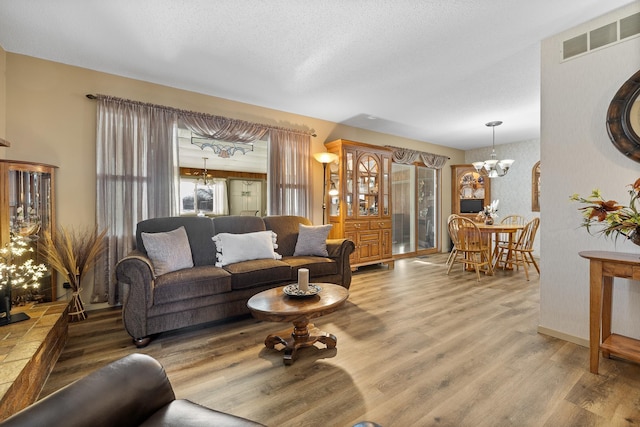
[0,0,637,151]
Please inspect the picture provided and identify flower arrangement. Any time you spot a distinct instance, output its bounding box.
[478,199,499,224]
[570,178,640,244]
[40,226,107,321]
[0,234,48,323]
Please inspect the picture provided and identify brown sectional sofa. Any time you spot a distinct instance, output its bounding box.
[115,215,355,347]
[0,353,265,427]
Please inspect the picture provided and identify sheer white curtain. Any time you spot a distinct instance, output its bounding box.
[94,97,179,304]
[210,178,229,215]
[267,130,311,216]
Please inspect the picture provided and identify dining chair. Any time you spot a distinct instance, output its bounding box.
[446,214,460,267]
[492,214,527,261]
[496,217,540,280]
[447,216,493,281]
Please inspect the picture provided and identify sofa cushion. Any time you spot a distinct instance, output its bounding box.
[141,226,194,276]
[212,215,266,235]
[153,265,232,305]
[280,256,338,277]
[263,215,311,256]
[222,259,292,290]
[213,231,282,267]
[293,224,332,257]
[136,216,217,266]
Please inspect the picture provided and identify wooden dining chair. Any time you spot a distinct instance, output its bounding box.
[496,217,540,280]
[446,214,460,267]
[447,216,493,281]
[492,214,527,261]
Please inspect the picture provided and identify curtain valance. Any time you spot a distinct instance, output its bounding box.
[385,145,449,169]
[87,94,314,139]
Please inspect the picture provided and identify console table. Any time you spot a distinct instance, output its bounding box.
[579,251,640,374]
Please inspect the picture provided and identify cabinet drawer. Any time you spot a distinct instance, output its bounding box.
[345,221,370,231]
[370,220,391,230]
[359,230,381,242]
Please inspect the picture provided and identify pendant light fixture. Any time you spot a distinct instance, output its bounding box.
[195,157,213,216]
[472,121,514,178]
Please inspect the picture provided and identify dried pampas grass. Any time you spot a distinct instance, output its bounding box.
[40,226,107,292]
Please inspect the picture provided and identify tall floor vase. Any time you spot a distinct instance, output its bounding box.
[69,289,87,322]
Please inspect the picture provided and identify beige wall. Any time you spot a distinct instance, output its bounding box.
[539,2,640,344]
[2,53,463,301]
[0,45,6,144]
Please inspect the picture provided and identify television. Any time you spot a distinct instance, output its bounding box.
[460,199,484,213]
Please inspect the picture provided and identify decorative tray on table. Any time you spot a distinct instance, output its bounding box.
[283,283,322,297]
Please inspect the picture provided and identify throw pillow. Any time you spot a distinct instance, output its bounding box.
[212,230,282,267]
[293,224,332,257]
[141,226,194,276]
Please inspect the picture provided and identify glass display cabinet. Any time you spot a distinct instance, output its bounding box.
[324,139,393,268]
[450,164,491,220]
[0,160,57,303]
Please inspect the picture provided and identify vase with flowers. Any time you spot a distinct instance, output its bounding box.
[40,226,107,322]
[0,234,48,325]
[570,178,640,245]
[479,199,499,225]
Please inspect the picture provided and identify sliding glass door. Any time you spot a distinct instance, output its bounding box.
[417,166,437,251]
[391,163,439,256]
[391,164,415,254]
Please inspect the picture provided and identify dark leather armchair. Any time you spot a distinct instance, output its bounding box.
[0,353,265,427]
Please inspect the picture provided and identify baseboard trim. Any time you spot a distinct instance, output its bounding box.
[537,326,589,348]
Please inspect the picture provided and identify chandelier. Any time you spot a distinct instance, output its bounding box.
[472,121,514,178]
[191,136,254,158]
[194,157,213,216]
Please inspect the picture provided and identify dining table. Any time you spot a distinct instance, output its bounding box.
[475,223,524,270]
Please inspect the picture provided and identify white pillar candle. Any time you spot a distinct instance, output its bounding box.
[298,268,309,292]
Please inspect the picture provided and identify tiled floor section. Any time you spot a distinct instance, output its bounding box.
[0,301,69,420]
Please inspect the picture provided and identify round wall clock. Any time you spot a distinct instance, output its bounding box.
[606,69,640,163]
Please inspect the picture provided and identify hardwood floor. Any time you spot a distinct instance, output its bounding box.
[42,254,640,426]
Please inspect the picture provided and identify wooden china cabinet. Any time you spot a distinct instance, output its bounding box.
[324,139,394,269]
[450,164,491,220]
[0,160,57,303]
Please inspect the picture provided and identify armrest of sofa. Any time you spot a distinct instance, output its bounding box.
[326,238,356,288]
[0,354,175,427]
[115,250,156,341]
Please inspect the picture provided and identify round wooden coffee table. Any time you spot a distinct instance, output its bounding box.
[247,283,349,365]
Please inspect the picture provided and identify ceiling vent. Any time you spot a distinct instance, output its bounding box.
[563,11,640,60]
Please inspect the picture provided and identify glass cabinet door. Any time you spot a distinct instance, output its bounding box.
[345,151,354,218]
[329,161,339,217]
[458,171,485,214]
[10,170,53,238]
[1,161,57,304]
[382,156,390,216]
[357,154,379,217]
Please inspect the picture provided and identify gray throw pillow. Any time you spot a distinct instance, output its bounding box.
[293,224,332,257]
[141,226,194,276]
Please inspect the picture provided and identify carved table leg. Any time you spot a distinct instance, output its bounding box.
[262,319,338,365]
[316,332,337,349]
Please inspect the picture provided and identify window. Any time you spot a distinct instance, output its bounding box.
[532,161,540,212]
[179,177,228,216]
